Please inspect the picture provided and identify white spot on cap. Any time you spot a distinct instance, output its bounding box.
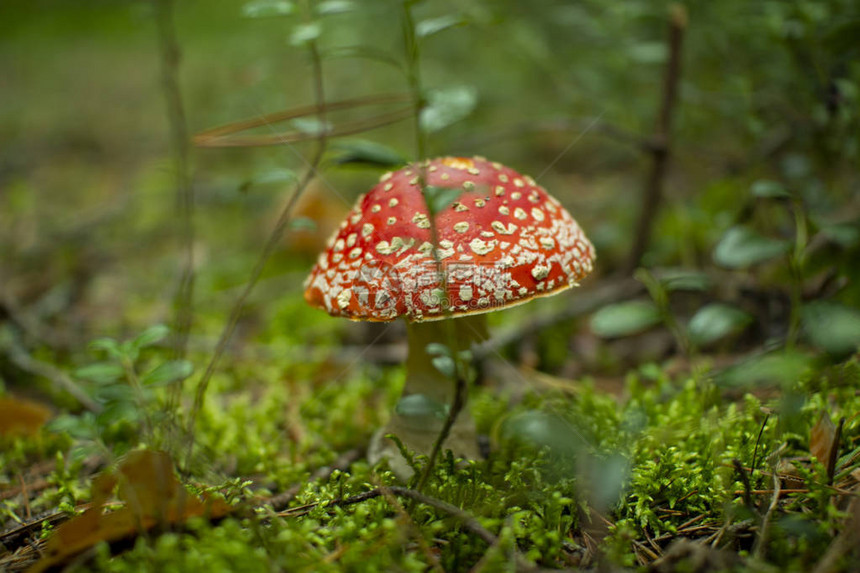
[336,289,351,309]
[333,238,345,252]
[454,203,469,212]
[531,208,545,222]
[514,207,528,220]
[467,167,480,175]
[348,247,362,259]
[480,231,495,238]
[498,174,509,183]
[511,192,522,200]
[389,197,398,207]
[498,205,510,215]
[376,237,405,255]
[384,182,393,192]
[387,216,397,225]
[495,186,505,196]
[412,213,431,228]
[371,204,381,213]
[362,223,374,237]
[514,178,525,188]
[463,181,476,190]
[539,237,556,249]
[453,221,470,233]
[459,285,473,301]
[491,221,517,235]
[474,198,485,207]
[469,237,496,255]
[531,264,550,280]
[346,233,357,247]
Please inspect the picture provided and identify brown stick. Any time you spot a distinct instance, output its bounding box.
[625,4,687,273]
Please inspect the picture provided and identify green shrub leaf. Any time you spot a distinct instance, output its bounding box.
[590,301,661,338]
[688,303,752,346]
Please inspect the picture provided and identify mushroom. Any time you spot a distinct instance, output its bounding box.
[304,156,595,476]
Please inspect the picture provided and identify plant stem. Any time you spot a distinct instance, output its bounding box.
[626,4,686,273]
[153,0,194,361]
[184,17,329,470]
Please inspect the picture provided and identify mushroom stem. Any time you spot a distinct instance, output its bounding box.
[370,314,487,477]
[402,315,487,405]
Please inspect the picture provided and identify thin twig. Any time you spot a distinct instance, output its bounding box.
[415,374,466,494]
[750,413,770,473]
[277,486,500,548]
[0,330,101,413]
[732,458,756,515]
[265,448,363,512]
[193,94,411,147]
[625,4,687,272]
[753,471,781,560]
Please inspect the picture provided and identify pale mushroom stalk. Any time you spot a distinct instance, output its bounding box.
[383,315,487,459]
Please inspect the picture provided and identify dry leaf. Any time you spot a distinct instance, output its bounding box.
[0,397,51,437]
[28,449,232,573]
[810,413,836,465]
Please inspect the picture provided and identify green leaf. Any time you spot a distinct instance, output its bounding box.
[242,0,294,18]
[289,22,322,46]
[290,116,331,136]
[656,268,711,292]
[423,186,462,216]
[288,217,317,232]
[802,301,860,355]
[500,411,585,456]
[133,324,170,349]
[48,413,98,440]
[688,303,752,346]
[590,301,661,338]
[141,360,193,387]
[394,394,449,421]
[713,226,789,268]
[97,401,140,427]
[89,337,123,359]
[317,0,353,15]
[416,14,465,37]
[254,167,298,185]
[74,363,125,385]
[330,140,407,169]
[629,42,667,64]
[431,355,456,378]
[819,223,860,248]
[425,342,451,357]
[751,179,790,199]
[717,350,812,388]
[420,86,477,133]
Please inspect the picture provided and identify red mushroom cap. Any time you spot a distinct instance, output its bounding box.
[304,156,595,322]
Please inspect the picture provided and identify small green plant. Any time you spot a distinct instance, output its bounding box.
[48,325,192,460]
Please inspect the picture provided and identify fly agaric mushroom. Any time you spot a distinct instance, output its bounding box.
[304,156,595,476]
